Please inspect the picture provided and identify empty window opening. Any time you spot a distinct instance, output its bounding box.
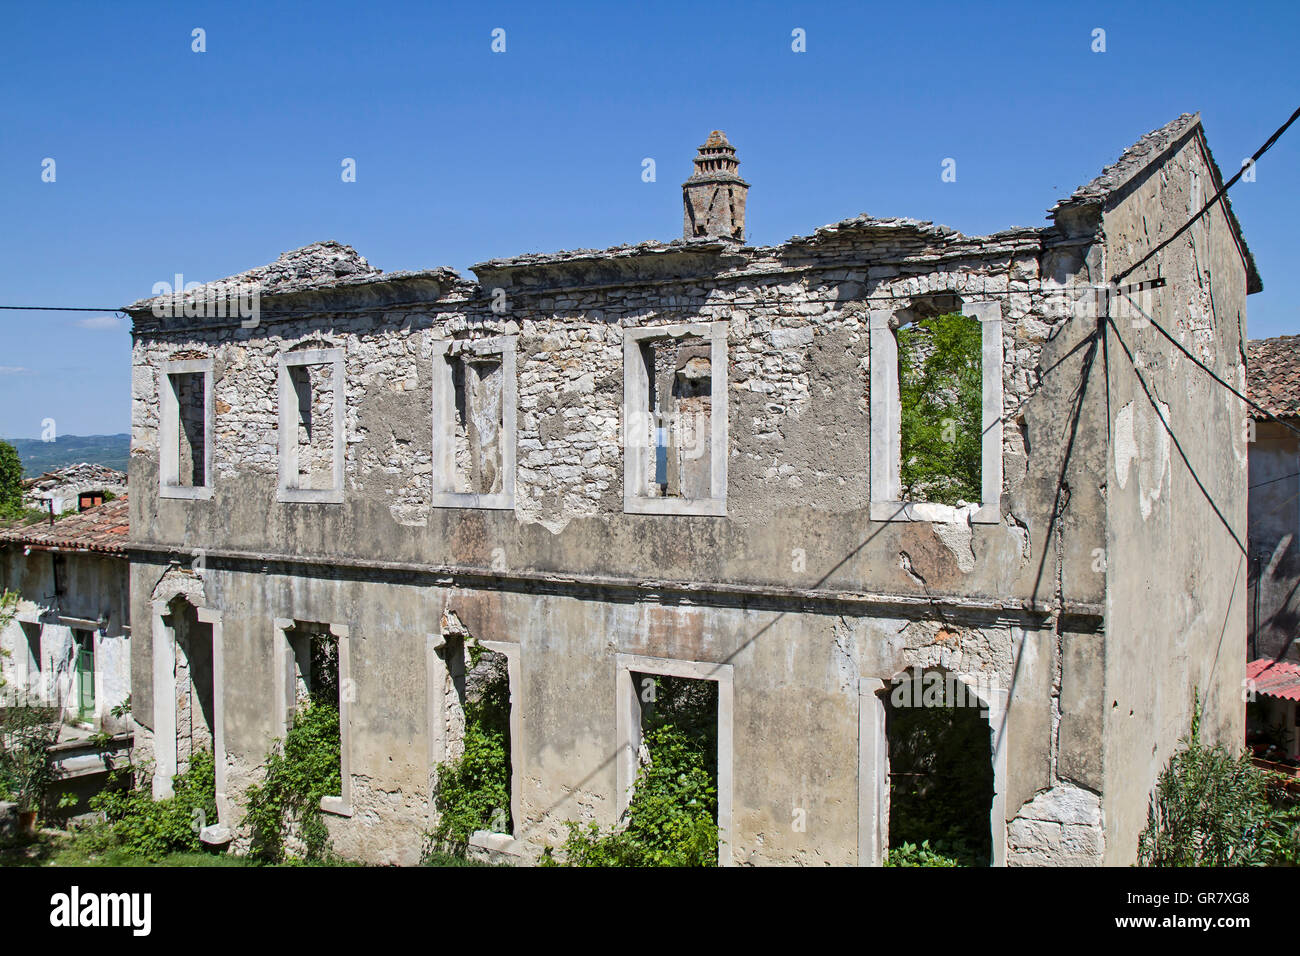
[72,628,95,721]
[432,637,513,846]
[896,303,982,507]
[452,352,505,496]
[624,673,720,865]
[431,337,517,510]
[640,336,713,500]
[165,597,215,774]
[288,363,336,491]
[884,672,993,866]
[17,622,42,701]
[171,372,207,487]
[285,622,340,714]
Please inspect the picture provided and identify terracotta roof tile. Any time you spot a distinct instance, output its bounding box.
[0,495,129,555]
[1247,336,1300,418]
[1248,657,1300,702]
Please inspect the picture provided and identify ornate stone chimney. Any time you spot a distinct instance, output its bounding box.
[682,130,749,241]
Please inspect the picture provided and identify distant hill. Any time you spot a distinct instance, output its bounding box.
[2,434,130,477]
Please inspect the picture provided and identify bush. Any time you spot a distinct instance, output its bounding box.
[90,750,217,861]
[428,646,512,855]
[1137,703,1300,866]
[430,721,511,850]
[885,840,962,867]
[243,701,342,863]
[0,706,61,814]
[544,677,719,867]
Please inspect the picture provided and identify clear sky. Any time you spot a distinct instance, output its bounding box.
[0,0,1295,438]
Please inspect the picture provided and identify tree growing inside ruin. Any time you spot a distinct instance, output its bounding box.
[897,314,982,506]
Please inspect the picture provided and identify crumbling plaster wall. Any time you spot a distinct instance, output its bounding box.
[126,552,1056,865]
[1247,419,1300,661]
[0,547,131,725]
[129,230,1101,607]
[126,219,1125,863]
[1098,130,1249,864]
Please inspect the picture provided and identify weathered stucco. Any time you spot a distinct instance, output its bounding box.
[122,115,1252,866]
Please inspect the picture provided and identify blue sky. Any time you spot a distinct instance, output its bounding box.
[0,0,1295,438]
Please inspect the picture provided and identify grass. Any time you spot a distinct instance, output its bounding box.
[2,827,503,867]
[0,829,254,867]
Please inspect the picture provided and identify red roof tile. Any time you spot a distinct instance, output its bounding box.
[0,495,129,555]
[1247,657,1300,702]
[1247,336,1300,419]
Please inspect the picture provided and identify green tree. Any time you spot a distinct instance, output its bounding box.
[1137,699,1300,866]
[897,314,982,506]
[0,441,22,516]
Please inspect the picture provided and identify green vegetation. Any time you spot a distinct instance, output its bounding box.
[886,695,993,867]
[243,701,343,863]
[897,313,982,506]
[0,589,16,693]
[885,840,962,867]
[1137,698,1300,866]
[0,831,253,867]
[88,750,218,861]
[0,441,22,518]
[543,676,719,867]
[428,644,512,855]
[0,705,61,814]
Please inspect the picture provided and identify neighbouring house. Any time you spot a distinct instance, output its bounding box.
[123,113,1254,866]
[21,463,128,517]
[1245,657,1300,771]
[0,496,131,729]
[1246,334,1300,664]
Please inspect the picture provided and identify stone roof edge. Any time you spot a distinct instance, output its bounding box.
[1050,113,1260,294]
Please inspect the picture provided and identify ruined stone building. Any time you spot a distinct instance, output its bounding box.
[0,496,132,729]
[124,115,1255,865]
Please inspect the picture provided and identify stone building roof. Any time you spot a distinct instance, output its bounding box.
[22,463,127,497]
[1051,112,1261,294]
[0,494,129,555]
[125,240,461,314]
[1247,335,1300,419]
[123,115,1261,313]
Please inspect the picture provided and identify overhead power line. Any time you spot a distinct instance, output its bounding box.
[1111,104,1300,287]
[0,306,125,312]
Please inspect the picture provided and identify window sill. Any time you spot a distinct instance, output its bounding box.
[159,484,213,500]
[624,495,726,517]
[468,830,520,855]
[430,492,515,511]
[869,500,999,524]
[319,795,352,817]
[278,487,344,504]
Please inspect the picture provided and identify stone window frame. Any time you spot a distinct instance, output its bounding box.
[621,321,729,517]
[868,301,1003,523]
[277,348,346,504]
[430,335,517,511]
[615,653,734,866]
[158,358,214,500]
[273,618,353,817]
[857,673,1007,867]
[425,632,524,854]
[150,600,228,830]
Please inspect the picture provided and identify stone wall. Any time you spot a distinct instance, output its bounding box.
[121,120,1252,865]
